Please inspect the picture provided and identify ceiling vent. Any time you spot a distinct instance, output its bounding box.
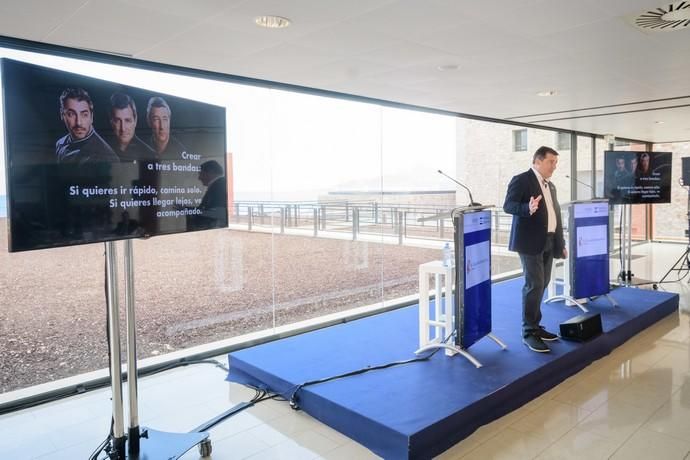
[632,1,690,31]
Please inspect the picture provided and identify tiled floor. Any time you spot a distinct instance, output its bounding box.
[2,242,690,459]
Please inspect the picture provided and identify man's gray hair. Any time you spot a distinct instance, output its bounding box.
[146,96,171,120]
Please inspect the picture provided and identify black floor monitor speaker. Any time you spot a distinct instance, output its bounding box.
[559,312,603,341]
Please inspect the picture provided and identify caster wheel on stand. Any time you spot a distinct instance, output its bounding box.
[198,438,212,457]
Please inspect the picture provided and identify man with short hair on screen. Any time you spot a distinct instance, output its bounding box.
[614,154,634,189]
[503,146,567,353]
[55,88,119,164]
[629,156,638,177]
[108,92,155,161]
[146,96,186,159]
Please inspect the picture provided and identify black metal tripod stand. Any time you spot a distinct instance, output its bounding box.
[654,188,690,289]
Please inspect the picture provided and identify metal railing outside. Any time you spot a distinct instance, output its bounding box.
[230,200,514,245]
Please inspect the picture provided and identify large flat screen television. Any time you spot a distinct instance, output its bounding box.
[603,150,672,205]
[2,58,228,252]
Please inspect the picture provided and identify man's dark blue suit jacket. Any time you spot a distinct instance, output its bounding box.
[503,169,565,256]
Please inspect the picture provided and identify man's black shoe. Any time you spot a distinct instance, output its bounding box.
[536,326,559,341]
[523,333,550,353]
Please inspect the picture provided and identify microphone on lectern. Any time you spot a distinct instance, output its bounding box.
[437,169,482,206]
[564,175,597,198]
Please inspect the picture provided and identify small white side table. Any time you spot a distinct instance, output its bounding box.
[416,260,507,368]
[417,260,454,356]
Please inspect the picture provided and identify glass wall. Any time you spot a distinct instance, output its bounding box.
[1,46,586,395]
[594,137,607,198]
[575,135,594,200]
[266,91,385,328]
[0,48,460,393]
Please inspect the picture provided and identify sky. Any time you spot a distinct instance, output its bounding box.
[0,47,457,201]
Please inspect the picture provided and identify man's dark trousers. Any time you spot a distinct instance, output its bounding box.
[519,233,555,335]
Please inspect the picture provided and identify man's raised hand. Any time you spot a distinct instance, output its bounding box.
[529,195,542,215]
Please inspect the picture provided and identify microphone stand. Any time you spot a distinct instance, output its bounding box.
[564,174,596,198]
[437,170,482,206]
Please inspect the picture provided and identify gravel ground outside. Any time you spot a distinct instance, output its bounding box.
[0,219,520,393]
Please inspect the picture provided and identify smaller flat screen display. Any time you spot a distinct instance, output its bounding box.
[456,210,492,349]
[570,201,610,299]
[603,151,672,205]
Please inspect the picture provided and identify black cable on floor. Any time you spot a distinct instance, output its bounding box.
[287,331,452,410]
[87,248,230,459]
[90,246,117,459]
[89,417,116,460]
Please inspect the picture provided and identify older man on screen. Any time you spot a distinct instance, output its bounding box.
[146,96,187,159]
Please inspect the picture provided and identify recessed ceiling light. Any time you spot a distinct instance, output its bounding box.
[255,15,291,29]
[655,121,665,124]
[537,90,557,97]
[436,64,460,72]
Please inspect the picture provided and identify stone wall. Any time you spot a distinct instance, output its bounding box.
[456,119,573,208]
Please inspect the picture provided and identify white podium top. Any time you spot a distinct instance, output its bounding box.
[419,260,454,273]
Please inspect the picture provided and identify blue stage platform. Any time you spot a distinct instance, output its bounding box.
[226,279,678,459]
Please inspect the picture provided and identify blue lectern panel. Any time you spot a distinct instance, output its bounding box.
[459,210,492,349]
[571,202,610,298]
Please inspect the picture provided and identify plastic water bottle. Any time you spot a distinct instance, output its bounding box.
[442,242,453,267]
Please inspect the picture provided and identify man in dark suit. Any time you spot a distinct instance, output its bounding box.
[189,160,228,229]
[503,146,567,353]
